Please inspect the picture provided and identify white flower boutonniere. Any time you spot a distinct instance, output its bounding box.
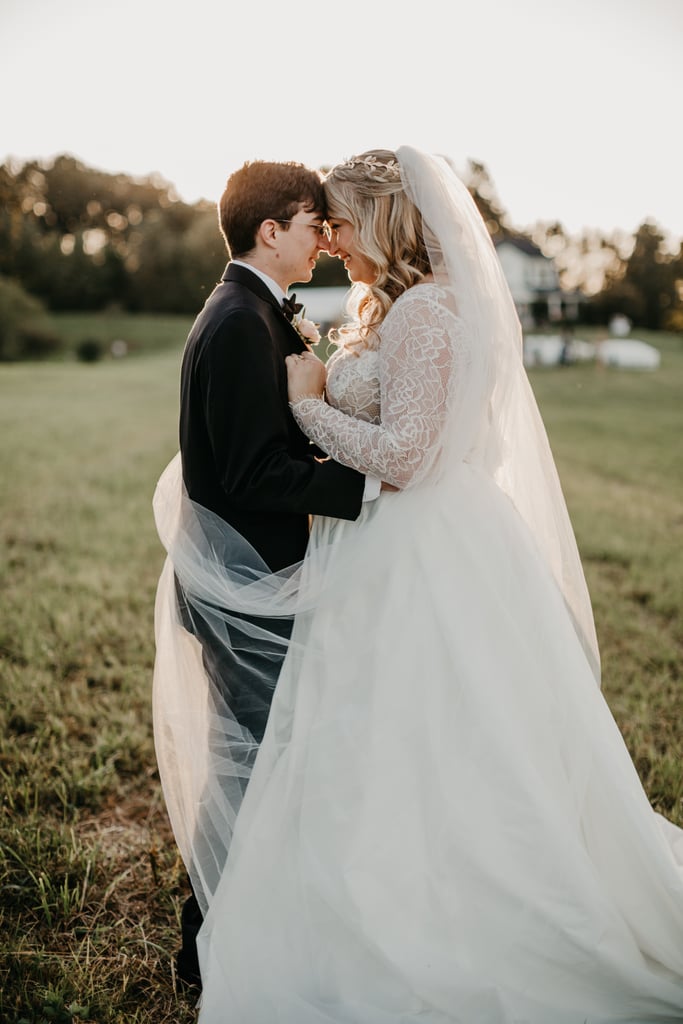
[293,311,321,347]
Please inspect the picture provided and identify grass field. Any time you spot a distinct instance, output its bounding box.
[1,326,681,1023]
[50,312,195,360]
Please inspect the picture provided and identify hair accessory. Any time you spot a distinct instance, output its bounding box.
[343,155,401,182]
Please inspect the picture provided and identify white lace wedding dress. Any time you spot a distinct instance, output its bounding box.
[196,286,683,1023]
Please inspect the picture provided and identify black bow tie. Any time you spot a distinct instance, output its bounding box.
[281,294,303,322]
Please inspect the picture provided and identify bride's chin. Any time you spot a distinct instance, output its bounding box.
[346,267,375,286]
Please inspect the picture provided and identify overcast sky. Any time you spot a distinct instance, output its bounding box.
[2,0,682,239]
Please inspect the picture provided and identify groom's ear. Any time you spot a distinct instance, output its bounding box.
[257,219,280,250]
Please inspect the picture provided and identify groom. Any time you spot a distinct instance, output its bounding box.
[175,159,375,988]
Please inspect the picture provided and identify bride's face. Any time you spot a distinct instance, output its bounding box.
[326,219,376,285]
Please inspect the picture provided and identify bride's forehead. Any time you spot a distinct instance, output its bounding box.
[324,205,352,224]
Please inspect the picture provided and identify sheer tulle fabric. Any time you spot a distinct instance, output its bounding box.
[154,452,329,915]
[153,452,393,914]
[152,148,683,1019]
[399,146,600,682]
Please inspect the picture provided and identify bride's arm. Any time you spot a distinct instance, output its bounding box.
[289,293,461,489]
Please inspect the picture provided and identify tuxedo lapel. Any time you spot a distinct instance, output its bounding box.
[223,262,281,314]
[222,263,306,354]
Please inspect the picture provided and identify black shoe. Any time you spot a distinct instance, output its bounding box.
[175,947,202,992]
[175,887,203,991]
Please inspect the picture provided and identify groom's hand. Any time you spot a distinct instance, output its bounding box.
[286,351,327,403]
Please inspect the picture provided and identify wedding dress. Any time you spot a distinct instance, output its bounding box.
[152,148,683,1022]
[194,285,683,1022]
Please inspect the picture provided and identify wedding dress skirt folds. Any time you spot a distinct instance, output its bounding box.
[196,471,683,1023]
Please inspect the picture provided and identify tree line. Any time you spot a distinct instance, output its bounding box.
[1,153,681,335]
[0,155,227,314]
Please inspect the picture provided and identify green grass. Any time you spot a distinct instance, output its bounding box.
[529,332,683,808]
[49,312,193,360]
[1,327,682,1022]
[0,351,196,1023]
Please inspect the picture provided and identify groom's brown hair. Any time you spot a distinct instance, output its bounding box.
[219,160,325,259]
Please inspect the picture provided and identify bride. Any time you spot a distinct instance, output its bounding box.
[154,147,683,1022]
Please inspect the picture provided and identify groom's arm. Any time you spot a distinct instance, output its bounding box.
[200,310,365,520]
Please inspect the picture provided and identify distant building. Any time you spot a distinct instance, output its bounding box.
[494,236,582,328]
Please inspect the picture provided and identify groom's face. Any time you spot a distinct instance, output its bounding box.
[276,206,328,286]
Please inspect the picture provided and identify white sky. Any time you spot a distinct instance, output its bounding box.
[2,0,682,239]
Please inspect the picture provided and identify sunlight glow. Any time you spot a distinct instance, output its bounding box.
[82,228,107,256]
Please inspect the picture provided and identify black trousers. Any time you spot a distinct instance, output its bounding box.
[173,576,291,985]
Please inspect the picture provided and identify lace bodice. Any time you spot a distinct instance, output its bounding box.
[325,345,381,424]
[292,284,465,489]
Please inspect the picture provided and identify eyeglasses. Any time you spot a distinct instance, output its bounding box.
[272,218,332,241]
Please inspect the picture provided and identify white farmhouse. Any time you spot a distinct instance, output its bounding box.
[494,236,580,328]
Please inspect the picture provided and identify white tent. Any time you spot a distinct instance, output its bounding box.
[523,334,661,370]
[292,287,350,328]
[523,335,594,367]
[596,339,661,369]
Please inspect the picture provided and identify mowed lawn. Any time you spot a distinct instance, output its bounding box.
[0,330,682,1023]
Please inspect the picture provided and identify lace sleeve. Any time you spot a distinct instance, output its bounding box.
[291,287,464,489]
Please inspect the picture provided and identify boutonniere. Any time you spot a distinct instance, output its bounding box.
[292,310,321,347]
[282,293,321,346]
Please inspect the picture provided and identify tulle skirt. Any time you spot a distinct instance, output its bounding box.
[195,463,683,1023]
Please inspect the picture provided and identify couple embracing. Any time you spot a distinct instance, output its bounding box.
[152,148,683,1022]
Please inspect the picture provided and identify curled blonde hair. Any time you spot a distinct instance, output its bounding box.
[324,149,432,350]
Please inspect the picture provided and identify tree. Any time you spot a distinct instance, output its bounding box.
[127,204,225,313]
[463,159,511,243]
[0,274,61,360]
[0,154,226,313]
[589,221,682,330]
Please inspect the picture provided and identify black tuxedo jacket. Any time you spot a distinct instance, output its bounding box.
[179,262,365,572]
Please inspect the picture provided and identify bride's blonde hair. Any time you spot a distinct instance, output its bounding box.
[324,150,432,350]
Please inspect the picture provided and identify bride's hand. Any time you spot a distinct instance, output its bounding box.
[286,351,327,403]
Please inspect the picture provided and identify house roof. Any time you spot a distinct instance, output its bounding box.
[495,235,545,258]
